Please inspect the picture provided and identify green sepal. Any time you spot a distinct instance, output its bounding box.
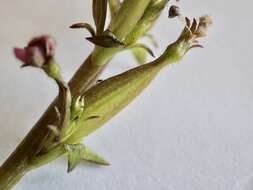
[70,23,96,37]
[65,144,109,173]
[65,144,83,173]
[86,30,125,48]
[43,58,61,81]
[70,96,85,122]
[60,115,99,143]
[93,0,108,35]
[81,145,110,166]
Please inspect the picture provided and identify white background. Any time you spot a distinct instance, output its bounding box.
[0,0,253,190]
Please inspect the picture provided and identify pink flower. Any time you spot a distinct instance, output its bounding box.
[14,35,56,67]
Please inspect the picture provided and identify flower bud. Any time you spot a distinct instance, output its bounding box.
[14,35,56,68]
[168,5,180,18]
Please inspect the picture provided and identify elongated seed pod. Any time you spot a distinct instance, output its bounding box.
[66,40,185,143]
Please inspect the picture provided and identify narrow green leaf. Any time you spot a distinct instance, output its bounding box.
[130,43,155,58]
[81,145,110,166]
[65,144,83,173]
[145,34,158,48]
[93,0,108,34]
[132,48,147,65]
[70,23,96,37]
[86,30,125,48]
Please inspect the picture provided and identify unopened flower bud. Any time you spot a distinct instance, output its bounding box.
[14,35,56,68]
[168,5,180,18]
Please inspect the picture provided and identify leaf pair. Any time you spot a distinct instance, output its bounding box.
[70,0,108,35]
[71,23,125,48]
[65,144,109,173]
[71,0,126,48]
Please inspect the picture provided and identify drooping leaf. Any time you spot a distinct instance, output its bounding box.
[130,43,155,65]
[81,145,109,166]
[65,144,83,173]
[131,43,155,57]
[145,34,158,48]
[70,23,96,37]
[86,30,125,48]
[132,48,147,65]
[131,34,158,65]
[93,0,108,34]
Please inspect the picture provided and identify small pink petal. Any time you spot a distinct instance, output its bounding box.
[13,47,27,64]
[45,37,56,56]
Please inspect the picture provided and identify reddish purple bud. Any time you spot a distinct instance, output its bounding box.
[14,35,56,67]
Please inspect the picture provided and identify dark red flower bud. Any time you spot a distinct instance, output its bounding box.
[14,35,56,67]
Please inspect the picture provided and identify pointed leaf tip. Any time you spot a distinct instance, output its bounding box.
[145,34,159,48]
[131,44,155,58]
[82,145,110,166]
[65,144,83,173]
[65,144,109,173]
[70,23,96,37]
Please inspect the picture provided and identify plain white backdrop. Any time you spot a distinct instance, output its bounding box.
[0,0,253,190]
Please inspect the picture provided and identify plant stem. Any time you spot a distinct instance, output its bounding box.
[0,1,161,189]
[26,40,183,166]
[108,0,120,18]
[109,0,152,39]
[0,52,111,190]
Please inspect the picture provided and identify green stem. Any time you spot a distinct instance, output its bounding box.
[109,0,152,39]
[108,0,121,18]
[28,146,66,171]
[125,0,168,45]
[3,36,193,190]
[0,1,164,189]
[0,52,110,190]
